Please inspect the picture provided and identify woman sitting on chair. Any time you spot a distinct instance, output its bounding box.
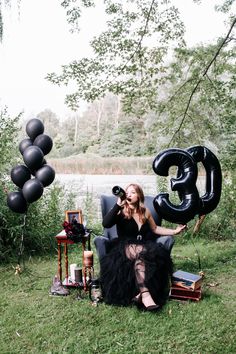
[100,183,186,312]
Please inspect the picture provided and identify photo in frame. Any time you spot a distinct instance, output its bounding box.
[65,210,83,224]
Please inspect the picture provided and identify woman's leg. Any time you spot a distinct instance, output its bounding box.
[125,244,157,308]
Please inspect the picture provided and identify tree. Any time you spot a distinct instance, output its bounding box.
[46,1,236,153]
[152,21,236,168]
[47,0,185,115]
[0,107,21,174]
[0,0,21,41]
[36,109,60,139]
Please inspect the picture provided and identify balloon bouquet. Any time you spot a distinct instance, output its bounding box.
[7,118,55,214]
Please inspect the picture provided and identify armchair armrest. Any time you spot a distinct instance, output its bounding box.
[94,236,113,260]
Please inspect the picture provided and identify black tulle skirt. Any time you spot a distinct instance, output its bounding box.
[100,239,173,307]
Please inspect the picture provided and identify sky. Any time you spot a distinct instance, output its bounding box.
[0,0,233,121]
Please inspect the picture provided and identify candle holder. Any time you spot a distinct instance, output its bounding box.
[83,250,94,290]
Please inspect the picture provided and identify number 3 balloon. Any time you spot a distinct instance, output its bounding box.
[153,148,200,224]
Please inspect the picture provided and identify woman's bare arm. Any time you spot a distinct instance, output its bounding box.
[146,208,187,236]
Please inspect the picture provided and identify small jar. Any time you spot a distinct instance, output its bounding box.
[74,267,83,284]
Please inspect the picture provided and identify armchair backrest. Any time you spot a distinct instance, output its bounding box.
[100,195,162,240]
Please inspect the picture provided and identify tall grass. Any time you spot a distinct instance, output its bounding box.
[0,182,75,263]
[48,154,154,174]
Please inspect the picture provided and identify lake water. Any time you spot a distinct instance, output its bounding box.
[55,174,158,209]
[55,173,206,214]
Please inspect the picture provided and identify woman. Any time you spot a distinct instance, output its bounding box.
[100,183,186,312]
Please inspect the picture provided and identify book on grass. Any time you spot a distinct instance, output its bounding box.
[172,270,202,291]
[169,285,202,301]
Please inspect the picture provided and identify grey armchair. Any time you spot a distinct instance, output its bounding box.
[94,195,175,261]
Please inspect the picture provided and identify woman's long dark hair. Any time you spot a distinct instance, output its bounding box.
[122,184,146,223]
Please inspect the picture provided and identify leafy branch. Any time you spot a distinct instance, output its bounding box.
[116,0,156,76]
[169,16,236,145]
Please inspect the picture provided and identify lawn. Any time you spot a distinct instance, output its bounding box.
[0,239,235,354]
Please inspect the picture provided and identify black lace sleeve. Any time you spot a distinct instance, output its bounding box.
[102,203,122,228]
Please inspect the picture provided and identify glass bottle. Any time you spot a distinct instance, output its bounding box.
[89,278,102,305]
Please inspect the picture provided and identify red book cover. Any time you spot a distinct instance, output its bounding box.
[169,285,202,301]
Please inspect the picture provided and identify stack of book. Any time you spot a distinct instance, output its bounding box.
[169,270,203,301]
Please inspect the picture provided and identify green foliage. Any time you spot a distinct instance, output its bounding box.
[21,182,75,256]
[153,38,236,167]
[195,173,236,241]
[0,8,3,41]
[99,116,147,157]
[82,189,102,235]
[0,108,21,173]
[47,0,185,114]
[36,109,60,140]
[0,180,75,262]
[0,181,24,262]
[61,0,95,33]
[46,2,236,163]
[215,0,236,13]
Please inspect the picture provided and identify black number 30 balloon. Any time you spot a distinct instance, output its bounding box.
[152,146,222,224]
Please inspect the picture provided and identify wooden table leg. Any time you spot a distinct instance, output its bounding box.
[88,233,91,251]
[58,242,62,281]
[82,240,87,290]
[64,243,69,284]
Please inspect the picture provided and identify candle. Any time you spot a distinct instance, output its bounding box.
[83,250,93,266]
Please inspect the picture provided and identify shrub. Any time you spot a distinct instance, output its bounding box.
[0,181,75,262]
[197,173,236,241]
[0,108,76,262]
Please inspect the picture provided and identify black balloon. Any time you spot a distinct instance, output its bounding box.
[23,146,44,171]
[35,165,55,187]
[22,178,44,203]
[153,148,200,224]
[26,118,44,140]
[34,134,53,155]
[10,165,31,189]
[30,159,47,176]
[7,191,28,214]
[186,146,222,215]
[19,138,33,155]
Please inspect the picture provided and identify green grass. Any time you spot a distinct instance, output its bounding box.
[0,240,236,354]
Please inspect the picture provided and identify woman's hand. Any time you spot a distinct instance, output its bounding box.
[117,197,126,207]
[174,224,187,235]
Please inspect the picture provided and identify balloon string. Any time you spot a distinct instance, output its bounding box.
[189,215,206,272]
[189,232,202,271]
[17,214,27,267]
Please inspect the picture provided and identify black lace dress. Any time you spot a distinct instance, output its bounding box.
[100,204,173,306]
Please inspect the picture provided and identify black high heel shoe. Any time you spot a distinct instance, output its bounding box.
[131,294,142,307]
[141,303,162,312]
[138,291,162,312]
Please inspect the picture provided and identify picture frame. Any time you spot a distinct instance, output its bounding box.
[65,209,83,224]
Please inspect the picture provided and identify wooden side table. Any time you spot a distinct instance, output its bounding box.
[55,229,91,290]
